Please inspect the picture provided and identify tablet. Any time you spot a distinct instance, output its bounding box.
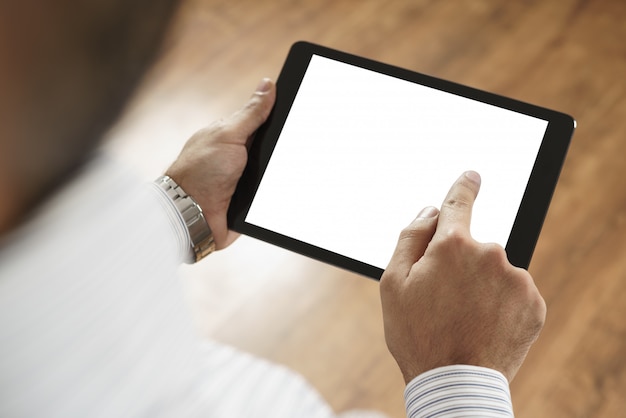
[228,41,575,280]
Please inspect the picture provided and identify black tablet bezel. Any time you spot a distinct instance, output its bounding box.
[228,41,575,280]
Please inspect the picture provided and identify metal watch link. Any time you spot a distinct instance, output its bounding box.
[156,175,215,262]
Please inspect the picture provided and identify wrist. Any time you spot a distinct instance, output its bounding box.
[155,175,215,262]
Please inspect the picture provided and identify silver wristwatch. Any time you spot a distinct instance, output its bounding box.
[156,175,215,262]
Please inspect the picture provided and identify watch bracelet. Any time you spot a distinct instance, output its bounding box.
[155,175,215,262]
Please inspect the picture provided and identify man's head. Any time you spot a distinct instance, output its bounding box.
[0,0,181,233]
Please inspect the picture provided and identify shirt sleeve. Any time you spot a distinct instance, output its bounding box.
[404,365,514,417]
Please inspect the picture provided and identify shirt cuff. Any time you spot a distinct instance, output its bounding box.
[404,365,514,417]
[148,181,194,263]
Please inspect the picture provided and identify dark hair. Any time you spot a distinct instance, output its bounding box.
[7,0,181,214]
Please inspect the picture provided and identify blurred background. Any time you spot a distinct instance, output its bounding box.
[104,0,626,416]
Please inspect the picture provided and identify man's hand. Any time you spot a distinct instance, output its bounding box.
[380,171,546,384]
[166,78,276,250]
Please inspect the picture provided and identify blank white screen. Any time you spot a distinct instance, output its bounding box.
[246,55,548,270]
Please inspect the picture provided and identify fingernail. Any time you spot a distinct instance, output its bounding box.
[464,170,481,185]
[256,78,272,93]
[417,206,438,219]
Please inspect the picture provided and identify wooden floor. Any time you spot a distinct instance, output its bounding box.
[105,1,626,416]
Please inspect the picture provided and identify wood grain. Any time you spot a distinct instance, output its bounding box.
[106,0,626,416]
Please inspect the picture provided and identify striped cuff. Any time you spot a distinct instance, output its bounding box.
[404,365,514,417]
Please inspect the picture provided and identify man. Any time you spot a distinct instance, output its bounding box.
[0,1,545,416]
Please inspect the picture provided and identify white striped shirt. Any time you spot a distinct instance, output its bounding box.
[0,155,514,417]
[405,365,513,417]
[0,156,334,417]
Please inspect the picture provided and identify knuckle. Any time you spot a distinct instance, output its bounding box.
[398,226,421,241]
[524,279,546,319]
[436,225,472,250]
[457,175,480,195]
[511,271,547,328]
[481,243,509,267]
[240,96,265,121]
[379,271,393,290]
[520,292,546,341]
[444,178,478,206]
[532,294,547,327]
[398,222,430,242]
[246,93,263,109]
[442,196,472,212]
[379,270,401,297]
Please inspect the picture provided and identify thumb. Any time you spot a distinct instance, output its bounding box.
[227,78,276,141]
[383,206,439,281]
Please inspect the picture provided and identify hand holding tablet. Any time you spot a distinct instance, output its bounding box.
[228,41,575,279]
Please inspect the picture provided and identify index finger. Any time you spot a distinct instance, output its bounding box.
[434,171,481,238]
